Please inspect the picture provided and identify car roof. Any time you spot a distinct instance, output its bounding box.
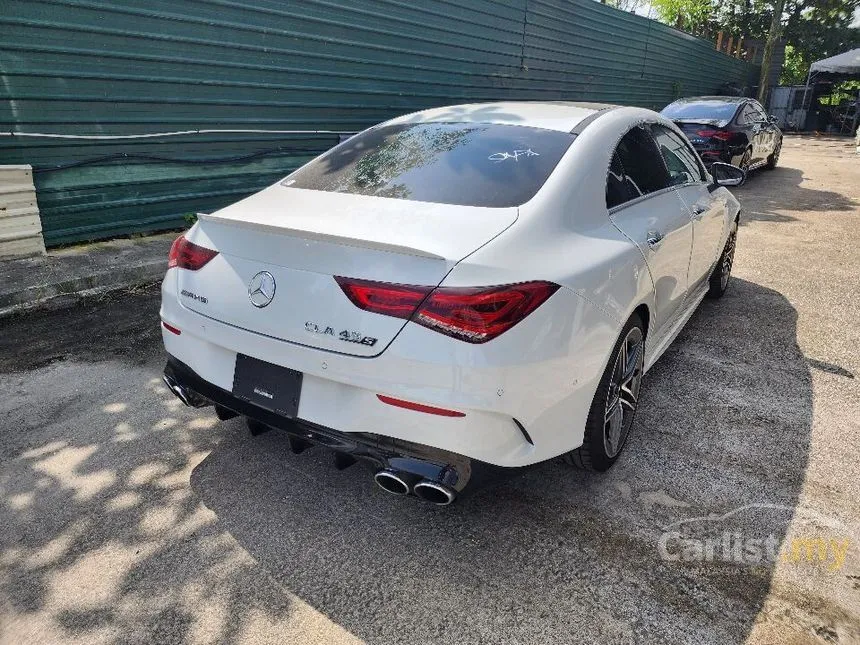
[384,101,618,133]
[669,96,750,105]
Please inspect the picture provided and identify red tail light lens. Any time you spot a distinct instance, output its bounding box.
[168,235,219,271]
[334,277,432,319]
[335,277,560,344]
[416,282,560,343]
[696,129,733,141]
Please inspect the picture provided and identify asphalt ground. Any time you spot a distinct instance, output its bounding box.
[1,136,858,644]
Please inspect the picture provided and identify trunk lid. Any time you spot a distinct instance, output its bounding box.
[176,183,518,357]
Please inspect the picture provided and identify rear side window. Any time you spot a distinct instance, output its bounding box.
[662,101,739,122]
[751,102,769,122]
[606,126,671,209]
[650,124,705,185]
[283,122,576,208]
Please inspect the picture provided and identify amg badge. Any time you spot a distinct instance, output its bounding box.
[180,289,208,304]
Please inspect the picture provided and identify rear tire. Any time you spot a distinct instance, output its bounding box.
[707,221,738,299]
[766,139,781,169]
[563,314,645,472]
[739,147,752,172]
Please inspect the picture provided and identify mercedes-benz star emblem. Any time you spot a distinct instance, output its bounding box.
[248,271,276,308]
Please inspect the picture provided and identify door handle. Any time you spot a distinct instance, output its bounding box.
[691,205,708,220]
[646,230,664,248]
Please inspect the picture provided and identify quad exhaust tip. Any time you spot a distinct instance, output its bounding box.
[163,374,193,407]
[374,470,457,505]
[413,480,456,506]
[374,469,412,496]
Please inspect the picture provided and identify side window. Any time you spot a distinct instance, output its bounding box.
[606,126,671,209]
[606,152,629,208]
[736,104,751,125]
[752,102,769,122]
[650,124,705,185]
[742,103,762,124]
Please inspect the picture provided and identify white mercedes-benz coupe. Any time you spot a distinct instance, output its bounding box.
[161,102,744,505]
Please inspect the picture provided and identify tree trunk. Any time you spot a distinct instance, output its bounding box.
[758,0,785,104]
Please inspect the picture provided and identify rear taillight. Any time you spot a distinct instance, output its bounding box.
[696,129,733,141]
[334,277,432,320]
[336,277,560,344]
[168,235,219,271]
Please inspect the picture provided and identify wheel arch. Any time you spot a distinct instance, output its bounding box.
[632,303,650,339]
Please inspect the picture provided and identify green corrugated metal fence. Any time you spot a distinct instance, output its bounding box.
[0,0,758,246]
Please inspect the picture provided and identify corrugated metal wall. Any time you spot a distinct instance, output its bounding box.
[1,0,757,246]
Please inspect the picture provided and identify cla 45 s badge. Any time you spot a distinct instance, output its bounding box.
[305,322,378,347]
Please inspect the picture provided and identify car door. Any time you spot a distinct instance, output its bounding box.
[751,101,777,157]
[650,123,726,289]
[742,103,767,162]
[607,125,693,337]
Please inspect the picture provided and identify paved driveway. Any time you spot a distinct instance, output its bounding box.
[1,136,858,644]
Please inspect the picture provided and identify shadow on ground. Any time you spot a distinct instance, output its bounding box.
[735,166,856,224]
[184,277,814,643]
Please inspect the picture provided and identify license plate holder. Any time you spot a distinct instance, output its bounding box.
[232,354,302,418]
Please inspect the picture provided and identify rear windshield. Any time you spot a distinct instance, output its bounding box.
[282,122,576,208]
[661,101,739,121]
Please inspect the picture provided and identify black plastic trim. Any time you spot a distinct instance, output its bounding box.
[570,106,618,134]
[162,356,507,492]
[512,418,534,445]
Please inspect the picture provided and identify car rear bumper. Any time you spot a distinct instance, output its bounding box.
[694,147,733,166]
[162,355,505,492]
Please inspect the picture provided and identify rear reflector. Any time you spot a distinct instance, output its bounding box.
[162,321,181,335]
[336,277,559,344]
[696,129,733,141]
[168,235,219,271]
[377,394,465,417]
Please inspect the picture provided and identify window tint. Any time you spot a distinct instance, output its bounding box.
[751,102,769,121]
[739,103,763,124]
[662,101,739,121]
[607,126,671,209]
[283,122,576,208]
[650,124,704,185]
[606,152,629,208]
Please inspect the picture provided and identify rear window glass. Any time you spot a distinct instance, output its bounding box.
[282,122,576,208]
[661,101,739,121]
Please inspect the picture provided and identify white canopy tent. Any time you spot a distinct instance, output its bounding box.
[801,48,860,134]
[809,48,860,75]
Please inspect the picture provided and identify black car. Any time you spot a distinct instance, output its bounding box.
[661,96,783,172]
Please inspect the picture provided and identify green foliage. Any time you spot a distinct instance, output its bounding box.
[649,0,860,85]
[651,0,714,34]
[781,44,807,84]
[817,80,860,104]
[182,213,198,225]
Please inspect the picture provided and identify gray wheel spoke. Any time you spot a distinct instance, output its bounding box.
[602,326,644,459]
[605,399,621,423]
[621,342,641,382]
[620,383,638,407]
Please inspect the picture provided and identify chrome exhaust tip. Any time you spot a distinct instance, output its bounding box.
[162,374,192,407]
[374,469,412,496]
[413,480,456,506]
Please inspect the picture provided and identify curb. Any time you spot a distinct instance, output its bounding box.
[0,260,165,318]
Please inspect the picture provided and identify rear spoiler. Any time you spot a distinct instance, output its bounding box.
[199,212,446,260]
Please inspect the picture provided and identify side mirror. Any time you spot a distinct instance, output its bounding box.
[710,162,746,188]
[769,114,780,124]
